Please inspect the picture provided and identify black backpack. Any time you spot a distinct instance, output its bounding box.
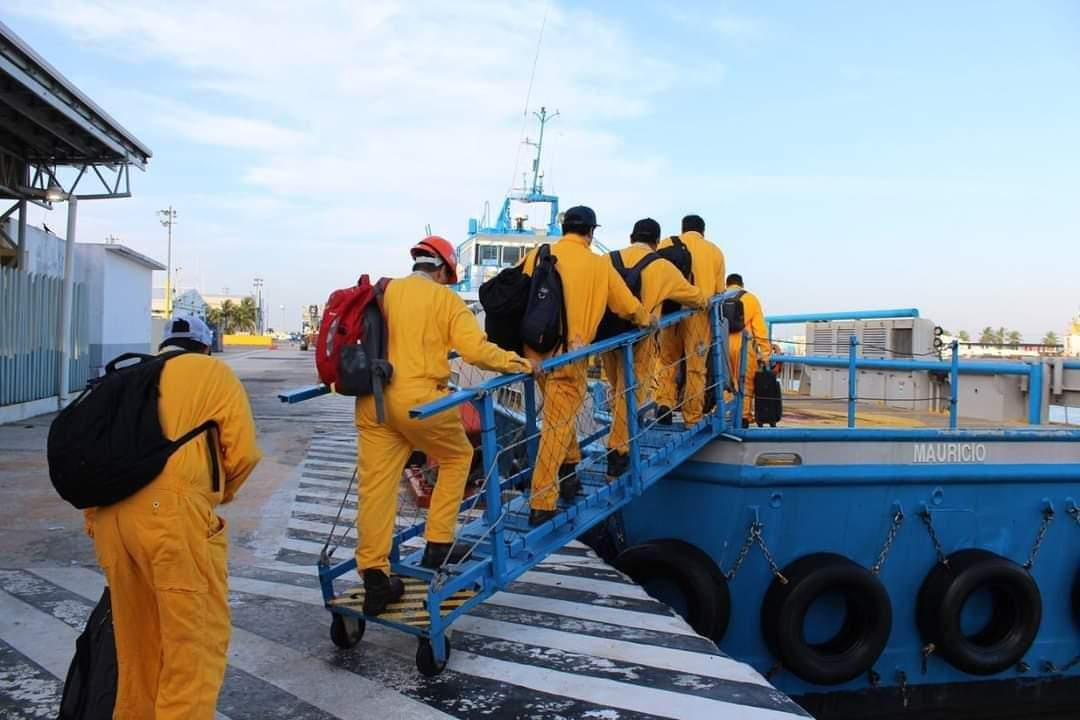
[722,290,747,333]
[47,352,219,510]
[595,251,663,341]
[657,236,694,314]
[479,264,531,353]
[59,589,117,720]
[754,368,783,427]
[520,244,568,353]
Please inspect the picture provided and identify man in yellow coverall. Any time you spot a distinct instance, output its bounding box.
[601,218,706,478]
[355,236,533,614]
[655,214,726,426]
[87,314,261,719]
[725,273,771,427]
[520,206,650,526]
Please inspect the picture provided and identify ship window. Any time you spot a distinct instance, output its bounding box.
[479,245,499,265]
[502,246,522,265]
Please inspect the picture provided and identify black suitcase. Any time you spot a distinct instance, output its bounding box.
[59,588,117,720]
[753,369,783,427]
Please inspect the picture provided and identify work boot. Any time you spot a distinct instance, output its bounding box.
[362,569,404,616]
[558,463,581,502]
[656,405,673,426]
[420,542,470,569]
[606,450,629,479]
[529,508,558,527]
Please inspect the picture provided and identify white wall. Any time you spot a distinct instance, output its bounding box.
[103,251,153,346]
[3,219,65,277]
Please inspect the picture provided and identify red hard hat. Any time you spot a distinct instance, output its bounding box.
[410,235,458,284]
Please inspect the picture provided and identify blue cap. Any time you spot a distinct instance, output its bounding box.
[563,205,599,228]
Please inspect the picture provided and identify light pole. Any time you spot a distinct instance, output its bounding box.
[157,207,177,316]
[253,277,264,334]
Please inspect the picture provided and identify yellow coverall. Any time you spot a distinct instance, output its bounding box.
[600,244,705,456]
[521,234,649,511]
[726,286,771,422]
[87,353,261,720]
[355,272,530,574]
[656,231,726,424]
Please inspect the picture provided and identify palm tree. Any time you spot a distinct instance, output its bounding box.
[236,296,258,332]
[1005,330,1022,345]
[979,327,996,344]
[1043,331,1059,346]
[219,299,236,334]
[996,327,1008,344]
[957,330,970,342]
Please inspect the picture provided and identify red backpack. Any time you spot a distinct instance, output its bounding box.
[316,275,393,420]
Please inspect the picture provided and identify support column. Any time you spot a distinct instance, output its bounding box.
[15,200,27,270]
[58,195,77,407]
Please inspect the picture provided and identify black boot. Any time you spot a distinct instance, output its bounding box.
[656,405,673,426]
[558,463,581,502]
[606,450,629,479]
[529,508,557,527]
[421,542,470,569]
[362,569,404,616]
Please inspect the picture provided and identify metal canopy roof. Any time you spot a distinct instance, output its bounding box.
[0,20,151,203]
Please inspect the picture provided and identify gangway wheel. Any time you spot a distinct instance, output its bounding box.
[416,636,451,677]
[330,613,365,649]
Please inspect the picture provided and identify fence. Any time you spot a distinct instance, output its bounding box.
[0,266,89,407]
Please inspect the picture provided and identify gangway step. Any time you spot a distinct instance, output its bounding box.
[329,577,477,627]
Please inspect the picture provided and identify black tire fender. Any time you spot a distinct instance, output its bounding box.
[916,548,1041,676]
[614,539,731,643]
[761,552,892,686]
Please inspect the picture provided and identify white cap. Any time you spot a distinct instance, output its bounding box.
[164,313,213,348]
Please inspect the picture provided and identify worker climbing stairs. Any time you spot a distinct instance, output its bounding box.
[282,297,744,675]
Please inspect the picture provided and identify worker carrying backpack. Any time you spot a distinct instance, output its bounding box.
[657,236,693,315]
[520,244,568,353]
[722,289,747,333]
[595,251,663,341]
[316,275,393,421]
[479,264,531,353]
[47,352,219,510]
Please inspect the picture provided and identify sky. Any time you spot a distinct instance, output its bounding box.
[6,1,1080,337]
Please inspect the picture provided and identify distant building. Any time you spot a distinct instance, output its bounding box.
[1066,311,1080,357]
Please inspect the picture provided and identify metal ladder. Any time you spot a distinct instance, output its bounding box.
[280,296,742,675]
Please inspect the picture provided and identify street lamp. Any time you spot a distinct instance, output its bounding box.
[157,207,177,315]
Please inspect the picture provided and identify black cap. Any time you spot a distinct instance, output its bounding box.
[563,205,599,228]
[630,218,660,244]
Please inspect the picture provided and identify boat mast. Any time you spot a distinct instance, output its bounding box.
[524,106,558,198]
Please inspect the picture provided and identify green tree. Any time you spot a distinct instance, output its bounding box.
[1043,331,1059,346]
[218,299,236,334]
[236,296,258,332]
[996,326,1008,344]
[958,330,970,342]
[979,326,996,344]
[1006,330,1022,345]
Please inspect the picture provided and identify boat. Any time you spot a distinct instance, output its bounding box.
[282,109,1079,720]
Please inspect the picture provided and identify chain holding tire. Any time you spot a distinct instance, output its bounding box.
[871,507,904,574]
[919,507,949,567]
[1022,505,1055,571]
[1067,503,1080,529]
[725,520,788,584]
[1043,656,1080,674]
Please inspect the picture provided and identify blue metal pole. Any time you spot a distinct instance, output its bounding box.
[949,339,959,429]
[523,376,539,466]
[621,340,642,494]
[1028,362,1043,426]
[847,334,858,428]
[478,393,506,580]
[709,304,727,426]
[766,308,920,326]
[737,330,749,428]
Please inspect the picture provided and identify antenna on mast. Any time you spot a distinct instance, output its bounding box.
[523,106,559,196]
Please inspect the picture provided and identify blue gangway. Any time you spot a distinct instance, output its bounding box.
[279,295,752,673]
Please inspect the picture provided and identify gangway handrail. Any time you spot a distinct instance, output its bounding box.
[766,308,920,340]
[409,298,727,421]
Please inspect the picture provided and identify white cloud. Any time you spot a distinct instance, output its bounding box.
[7,0,685,328]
